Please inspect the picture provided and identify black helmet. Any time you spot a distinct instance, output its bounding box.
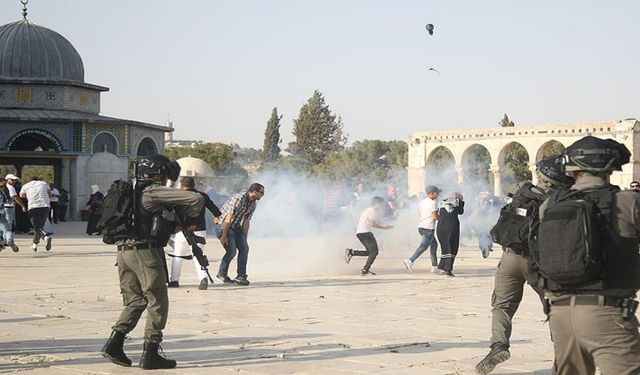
[561,136,630,173]
[536,155,574,187]
[136,154,179,180]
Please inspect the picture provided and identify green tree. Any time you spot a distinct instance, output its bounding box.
[503,143,532,184]
[288,90,347,165]
[262,107,282,163]
[315,140,407,182]
[499,113,515,127]
[165,142,236,173]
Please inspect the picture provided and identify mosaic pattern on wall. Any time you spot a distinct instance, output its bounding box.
[0,84,100,113]
[86,124,126,155]
[0,123,73,152]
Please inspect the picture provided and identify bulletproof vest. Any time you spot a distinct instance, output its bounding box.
[133,182,174,247]
[534,186,640,292]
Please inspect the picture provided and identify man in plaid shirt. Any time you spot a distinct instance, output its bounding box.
[215,183,265,285]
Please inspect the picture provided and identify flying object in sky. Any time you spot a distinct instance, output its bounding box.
[425,23,434,36]
[428,67,440,74]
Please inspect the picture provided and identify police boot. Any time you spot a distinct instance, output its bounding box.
[139,342,177,370]
[100,330,131,367]
[475,344,510,375]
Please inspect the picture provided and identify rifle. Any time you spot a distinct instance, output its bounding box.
[172,208,214,283]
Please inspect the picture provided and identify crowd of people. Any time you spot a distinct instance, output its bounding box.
[2,135,639,373]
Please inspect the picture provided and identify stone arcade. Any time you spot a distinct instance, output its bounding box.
[408,119,640,197]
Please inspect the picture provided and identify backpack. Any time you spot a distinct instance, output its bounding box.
[529,186,618,290]
[490,182,544,254]
[97,180,135,244]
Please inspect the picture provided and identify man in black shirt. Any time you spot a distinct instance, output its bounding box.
[168,177,221,290]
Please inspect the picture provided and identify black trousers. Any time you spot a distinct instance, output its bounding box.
[28,207,50,244]
[353,232,379,272]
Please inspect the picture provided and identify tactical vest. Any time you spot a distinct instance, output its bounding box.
[133,182,174,247]
[534,186,640,292]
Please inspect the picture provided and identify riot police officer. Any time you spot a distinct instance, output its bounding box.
[100,155,204,369]
[475,156,574,375]
[538,136,640,374]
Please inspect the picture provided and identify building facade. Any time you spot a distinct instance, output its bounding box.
[0,7,170,219]
[408,119,640,197]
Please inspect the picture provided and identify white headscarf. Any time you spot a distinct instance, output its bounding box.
[439,192,463,213]
[91,185,100,194]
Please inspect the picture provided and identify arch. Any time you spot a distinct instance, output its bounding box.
[6,129,63,152]
[461,144,492,186]
[136,137,157,157]
[91,131,119,154]
[536,140,565,162]
[498,141,531,194]
[425,146,456,189]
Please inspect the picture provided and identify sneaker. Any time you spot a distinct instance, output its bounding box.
[216,274,234,283]
[430,266,439,273]
[481,248,490,258]
[234,276,250,286]
[403,259,413,273]
[32,243,38,252]
[344,248,353,264]
[8,242,19,252]
[198,278,208,290]
[44,236,52,251]
[444,270,455,277]
[360,269,376,276]
[475,345,510,375]
[167,281,179,288]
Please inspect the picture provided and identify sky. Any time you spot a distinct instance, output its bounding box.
[2,0,639,149]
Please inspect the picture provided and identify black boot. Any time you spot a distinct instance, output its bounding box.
[139,342,177,370]
[475,344,510,375]
[100,330,131,367]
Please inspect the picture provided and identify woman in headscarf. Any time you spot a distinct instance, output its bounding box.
[436,192,464,276]
[85,185,104,235]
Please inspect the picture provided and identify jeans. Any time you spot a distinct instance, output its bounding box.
[216,224,250,278]
[353,232,379,272]
[409,228,438,266]
[0,206,15,243]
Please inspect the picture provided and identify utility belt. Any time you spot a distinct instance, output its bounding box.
[549,295,639,321]
[117,243,152,251]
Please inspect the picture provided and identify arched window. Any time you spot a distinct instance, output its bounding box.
[92,132,118,154]
[137,137,157,156]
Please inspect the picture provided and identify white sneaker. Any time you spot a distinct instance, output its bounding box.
[431,266,439,273]
[403,259,413,273]
[44,236,52,251]
[344,248,353,264]
[31,243,38,252]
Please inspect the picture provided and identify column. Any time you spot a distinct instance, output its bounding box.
[456,165,464,184]
[529,163,538,185]
[491,165,503,197]
[61,158,73,219]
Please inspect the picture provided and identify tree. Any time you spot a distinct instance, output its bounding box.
[499,113,515,127]
[165,142,236,173]
[262,107,282,163]
[287,90,347,165]
[503,143,532,184]
[315,140,408,182]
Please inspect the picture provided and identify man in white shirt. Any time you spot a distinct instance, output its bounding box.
[403,185,441,273]
[19,177,53,251]
[0,174,26,252]
[344,196,393,275]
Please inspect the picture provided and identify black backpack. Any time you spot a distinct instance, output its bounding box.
[490,182,545,254]
[97,180,135,244]
[529,186,618,289]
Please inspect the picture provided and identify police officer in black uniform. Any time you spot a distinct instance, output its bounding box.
[475,156,574,375]
[100,155,204,369]
[536,136,640,374]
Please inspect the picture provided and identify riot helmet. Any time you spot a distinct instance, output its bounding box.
[536,155,574,187]
[560,136,630,173]
[135,154,179,180]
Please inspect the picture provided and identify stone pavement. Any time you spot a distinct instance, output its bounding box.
[0,222,566,374]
